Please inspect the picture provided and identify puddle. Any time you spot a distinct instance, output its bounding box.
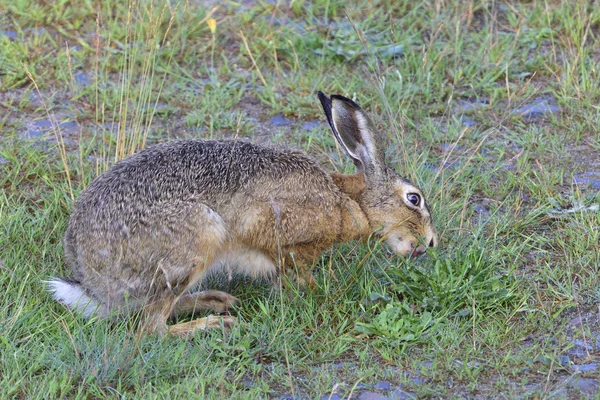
[73,71,92,86]
[537,355,570,367]
[357,392,388,400]
[566,347,589,358]
[269,114,294,126]
[389,389,416,399]
[22,119,79,140]
[571,338,595,351]
[459,116,477,127]
[568,377,599,394]
[301,120,323,131]
[573,171,600,189]
[26,91,45,108]
[512,97,560,118]
[454,98,490,113]
[21,130,46,140]
[0,30,18,39]
[572,363,597,372]
[373,382,391,390]
[0,28,47,39]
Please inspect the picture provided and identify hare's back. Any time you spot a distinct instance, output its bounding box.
[71,140,333,222]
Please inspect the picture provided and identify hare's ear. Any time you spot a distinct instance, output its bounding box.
[318,91,387,180]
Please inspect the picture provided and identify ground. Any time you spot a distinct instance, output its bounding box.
[0,0,599,399]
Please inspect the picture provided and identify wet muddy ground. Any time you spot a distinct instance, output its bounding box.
[2,1,600,398]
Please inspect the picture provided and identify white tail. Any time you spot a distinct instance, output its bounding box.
[46,278,99,318]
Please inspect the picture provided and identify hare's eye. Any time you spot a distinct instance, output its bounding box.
[407,193,421,207]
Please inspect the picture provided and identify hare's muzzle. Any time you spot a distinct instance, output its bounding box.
[410,244,428,258]
[411,236,437,257]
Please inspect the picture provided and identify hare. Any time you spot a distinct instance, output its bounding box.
[47,92,438,336]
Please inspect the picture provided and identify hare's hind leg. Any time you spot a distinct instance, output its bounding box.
[138,292,237,336]
[169,290,238,318]
[134,201,233,336]
[166,291,238,336]
[168,315,237,337]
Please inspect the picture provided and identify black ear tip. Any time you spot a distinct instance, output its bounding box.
[330,94,351,102]
[318,91,331,110]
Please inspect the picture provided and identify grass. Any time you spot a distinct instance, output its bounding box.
[1,0,600,398]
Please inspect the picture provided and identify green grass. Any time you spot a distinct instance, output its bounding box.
[1,0,600,398]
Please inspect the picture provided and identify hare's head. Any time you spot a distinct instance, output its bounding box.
[318,92,438,258]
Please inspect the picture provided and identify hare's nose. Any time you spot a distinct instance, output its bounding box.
[412,244,427,257]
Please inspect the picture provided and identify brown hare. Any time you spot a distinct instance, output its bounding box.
[48,92,438,336]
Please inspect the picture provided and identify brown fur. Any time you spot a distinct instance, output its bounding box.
[47,92,437,336]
